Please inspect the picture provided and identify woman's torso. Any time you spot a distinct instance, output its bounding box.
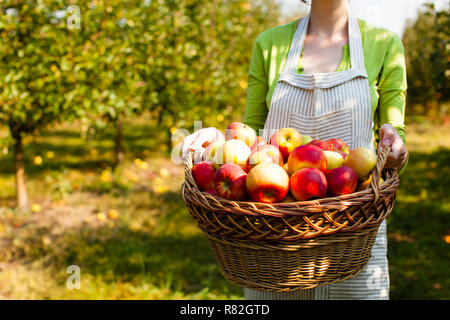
[253,19,405,126]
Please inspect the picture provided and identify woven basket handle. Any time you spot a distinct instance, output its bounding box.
[370,144,391,203]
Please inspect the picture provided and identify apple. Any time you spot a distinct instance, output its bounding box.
[281,194,297,203]
[290,167,327,201]
[270,128,302,161]
[214,139,251,170]
[307,139,332,151]
[356,175,384,191]
[287,145,327,175]
[192,161,216,191]
[336,150,348,160]
[250,136,267,151]
[323,150,344,170]
[225,122,257,147]
[344,147,377,180]
[326,138,350,154]
[204,140,224,163]
[246,163,289,203]
[301,134,313,145]
[213,163,248,200]
[204,188,216,196]
[326,166,358,196]
[247,144,283,170]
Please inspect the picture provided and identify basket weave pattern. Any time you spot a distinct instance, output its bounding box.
[181,146,400,291]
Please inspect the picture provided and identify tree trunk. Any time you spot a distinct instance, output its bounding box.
[114,114,124,168]
[13,131,28,210]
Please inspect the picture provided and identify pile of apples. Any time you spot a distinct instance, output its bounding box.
[191,122,379,203]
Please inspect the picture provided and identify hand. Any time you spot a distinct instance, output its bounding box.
[180,127,224,163]
[378,124,408,170]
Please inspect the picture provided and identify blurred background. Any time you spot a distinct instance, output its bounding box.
[0,0,448,299]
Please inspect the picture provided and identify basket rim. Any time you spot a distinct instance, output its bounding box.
[182,145,399,218]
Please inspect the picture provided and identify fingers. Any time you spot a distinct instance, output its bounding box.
[181,130,200,159]
[190,128,216,150]
[379,124,408,169]
[379,124,396,148]
[181,128,224,161]
[193,147,206,164]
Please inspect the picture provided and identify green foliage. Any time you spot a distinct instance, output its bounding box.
[0,1,80,135]
[402,3,450,117]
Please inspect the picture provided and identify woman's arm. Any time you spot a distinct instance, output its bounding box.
[376,33,409,171]
[243,36,269,135]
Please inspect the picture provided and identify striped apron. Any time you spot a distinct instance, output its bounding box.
[245,13,389,300]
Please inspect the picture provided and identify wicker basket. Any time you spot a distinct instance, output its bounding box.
[181,146,399,292]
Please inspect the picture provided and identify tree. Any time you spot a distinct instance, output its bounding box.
[74,0,150,167]
[0,1,82,209]
[402,3,450,117]
[145,0,281,138]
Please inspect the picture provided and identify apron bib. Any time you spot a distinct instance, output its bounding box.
[245,12,389,300]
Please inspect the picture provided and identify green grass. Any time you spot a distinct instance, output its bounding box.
[0,118,448,299]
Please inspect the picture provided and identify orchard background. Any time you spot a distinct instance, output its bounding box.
[0,1,448,299]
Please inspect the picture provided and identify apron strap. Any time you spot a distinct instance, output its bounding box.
[283,9,365,73]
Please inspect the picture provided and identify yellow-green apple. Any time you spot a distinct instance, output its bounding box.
[250,136,267,151]
[336,150,348,160]
[301,134,313,145]
[344,147,377,181]
[287,145,327,175]
[307,139,333,151]
[246,163,289,203]
[214,139,251,170]
[270,128,302,161]
[290,167,327,201]
[247,144,283,171]
[355,175,384,191]
[326,138,350,154]
[192,161,216,191]
[225,122,257,147]
[326,166,358,196]
[213,163,248,200]
[204,140,224,163]
[323,150,344,170]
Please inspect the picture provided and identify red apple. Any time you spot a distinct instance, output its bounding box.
[250,136,267,151]
[326,166,358,196]
[204,188,216,196]
[247,144,283,170]
[270,128,303,161]
[326,138,350,154]
[287,145,327,175]
[246,163,289,203]
[307,139,333,151]
[290,168,327,201]
[225,122,257,147]
[192,161,215,191]
[213,163,248,200]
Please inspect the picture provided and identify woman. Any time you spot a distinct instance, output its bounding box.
[181,0,408,300]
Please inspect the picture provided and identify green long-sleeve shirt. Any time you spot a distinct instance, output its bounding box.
[243,18,407,147]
